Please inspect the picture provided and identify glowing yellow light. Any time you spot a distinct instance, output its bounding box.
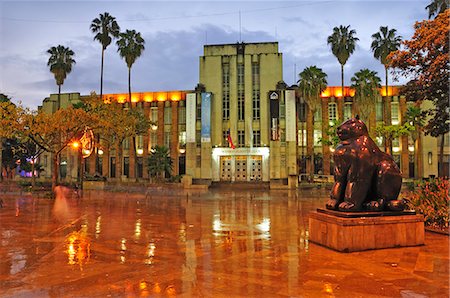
[408,145,415,152]
[393,146,400,153]
[144,93,154,102]
[71,141,80,149]
[153,283,161,293]
[131,95,139,103]
[139,281,148,290]
[324,283,334,294]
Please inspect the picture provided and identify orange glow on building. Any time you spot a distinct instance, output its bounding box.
[320,86,399,98]
[102,90,188,103]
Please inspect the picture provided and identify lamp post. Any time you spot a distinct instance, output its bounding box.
[71,141,83,190]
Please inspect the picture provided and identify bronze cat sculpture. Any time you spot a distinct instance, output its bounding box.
[326,116,404,212]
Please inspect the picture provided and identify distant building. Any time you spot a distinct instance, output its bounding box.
[38,42,447,186]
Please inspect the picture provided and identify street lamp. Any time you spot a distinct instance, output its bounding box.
[71,141,83,190]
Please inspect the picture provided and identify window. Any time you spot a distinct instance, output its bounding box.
[123,138,130,150]
[238,90,245,121]
[150,132,157,149]
[298,102,307,122]
[344,102,352,120]
[178,106,186,124]
[179,131,186,146]
[238,130,245,147]
[314,106,322,121]
[314,129,322,146]
[376,100,383,121]
[223,91,230,120]
[150,107,158,123]
[164,132,171,150]
[391,101,399,125]
[298,129,307,146]
[328,102,337,125]
[237,63,244,86]
[123,157,129,177]
[164,106,172,124]
[252,90,260,120]
[110,157,116,178]
[253,130,261,147]
[137,157,143,178]
[222,63,230,120]
[136,135,144,151]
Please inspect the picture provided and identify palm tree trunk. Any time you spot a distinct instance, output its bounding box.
[100,47,105,100]
[128,66,132,103]
[58,84,61,110]
[341,64,344,99]
[385,66,389,97]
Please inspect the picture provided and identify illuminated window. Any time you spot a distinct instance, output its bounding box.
[391,100,399,125]
[376,99,383,121]
[298,129,307,146]
[150,107,158,123]
[150,132,157,149]
[314,106,322,121]
[314,129,322,146]
[328,102,337,125]
[179,131,186,146]
[252,63,260,120]
[344,102,352,120]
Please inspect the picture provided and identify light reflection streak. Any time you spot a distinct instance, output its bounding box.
[134,219,141,239]
[95,216,101,239]
[65,232,91,270]
[145,242,156,265]
[120,238,127,264]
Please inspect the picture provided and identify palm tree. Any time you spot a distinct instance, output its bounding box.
[90,12,120,100]
[298,66,328,180]
[147,145,173,182]
[371,26,402,98]
[47,45,76,109]
[351,69,381,134]
[327,25,359,113]
[116,29,145,103]
[426,0,448,18]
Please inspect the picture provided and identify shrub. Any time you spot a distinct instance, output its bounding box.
[406,178,449,230]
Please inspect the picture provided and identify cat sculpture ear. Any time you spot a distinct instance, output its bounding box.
[355,114,360,120]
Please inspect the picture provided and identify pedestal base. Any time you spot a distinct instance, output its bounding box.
[309,209,424,252]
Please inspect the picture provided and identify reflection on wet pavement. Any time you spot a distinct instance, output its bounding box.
[0,188,448,297]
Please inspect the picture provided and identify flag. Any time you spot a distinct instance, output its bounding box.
[227,129,235,149]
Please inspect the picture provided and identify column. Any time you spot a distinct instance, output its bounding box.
[171,101,179,176]
[321,98,330,175]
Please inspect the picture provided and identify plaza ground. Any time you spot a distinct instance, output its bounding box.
[0,187,448,297]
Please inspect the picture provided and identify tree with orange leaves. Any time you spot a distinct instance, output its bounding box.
[26,107,97,190]
[389,10,449,177]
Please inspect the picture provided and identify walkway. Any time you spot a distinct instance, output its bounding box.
[0,188,448,297]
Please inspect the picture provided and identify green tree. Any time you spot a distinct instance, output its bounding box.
[147,145,173,182]
[375,123,414,156]
[327,25,359,100]
[116,29,145,103]
[90,12,120,100]
[47,45,76,109]
[350,69,381,134]
[298,66,328,180]
[389,10,449,177]
[371,26,402,98]
[426,0,448,18]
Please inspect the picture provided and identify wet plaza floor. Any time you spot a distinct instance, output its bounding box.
[0,187,448,297]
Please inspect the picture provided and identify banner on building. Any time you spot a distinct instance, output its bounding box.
[269,91,279,141]
[186,93,196,143]
[201,92,212,143]
[285,89,296,142]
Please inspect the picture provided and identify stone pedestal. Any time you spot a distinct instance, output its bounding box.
[309,209,424,252]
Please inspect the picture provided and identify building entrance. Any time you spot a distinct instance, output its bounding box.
[219,155,263,182]
[220,156,232,181]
